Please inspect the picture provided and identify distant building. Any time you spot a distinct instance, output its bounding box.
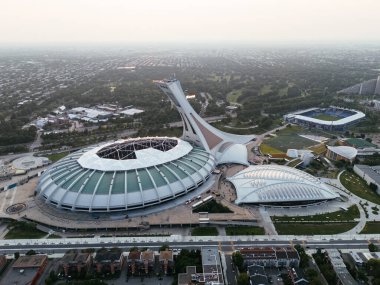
[248,265,269,285]
[159,250,174,275]
[119,108,144,116]
[326,146,357,162]
[349,250,380,267]
[141,250,154,275]
[94,248,123,275]
[59,251,92,277]
[0,255,7,271]
[5,255,48,285]
[127,250,142,275]
[338,75,380,96]
[239,247,300,268]
[177,247,224,285]
[326,249,358,285]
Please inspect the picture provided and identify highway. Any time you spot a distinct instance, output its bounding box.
[0,235,379,255]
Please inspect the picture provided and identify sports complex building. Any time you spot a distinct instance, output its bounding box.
[36,79,339,213]
[227,165,339,206]
[284,106,365,131]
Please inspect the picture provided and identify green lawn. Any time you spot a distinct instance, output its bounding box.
[226,89,242,103]
[272,205,360,222]
[264,126,316,152]
[360,222,380,234]
[226,226,265,236]
[340,171,380,205]
[47,151,69,162]
[5,226,46,239]
[259,84,272,95]
[259,143,284,155]
[191,227,218,236]
[193,200,233,213]
[274,222,358,235]
[312,114,340,121]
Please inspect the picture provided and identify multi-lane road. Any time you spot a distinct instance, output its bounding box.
[1,235,379,255]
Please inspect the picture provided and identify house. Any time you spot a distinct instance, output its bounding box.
[159,250,174,275]
[94,248,123,274]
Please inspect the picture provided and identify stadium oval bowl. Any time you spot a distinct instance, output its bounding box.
[36,137,215,212]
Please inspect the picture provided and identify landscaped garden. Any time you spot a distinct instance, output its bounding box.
[340,171,380,205]
[191,226,218,236]
[274,222,357,235]
[272,205,360,222]
[225,226,265,236]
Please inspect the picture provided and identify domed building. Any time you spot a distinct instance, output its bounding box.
[36,137,215,212]
[227,165,339,205]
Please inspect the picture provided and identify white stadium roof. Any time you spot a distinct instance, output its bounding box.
[36,137,215,212]
[227,165,339,205]
[327,146,358,160]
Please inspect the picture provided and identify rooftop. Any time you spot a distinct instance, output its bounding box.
[13,255,47,268]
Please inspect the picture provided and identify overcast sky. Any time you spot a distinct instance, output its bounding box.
[1,0,380,45]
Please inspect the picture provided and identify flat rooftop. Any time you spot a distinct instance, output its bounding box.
[13,255,47,268]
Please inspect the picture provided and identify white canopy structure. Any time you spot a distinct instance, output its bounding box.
[227,165,339,205]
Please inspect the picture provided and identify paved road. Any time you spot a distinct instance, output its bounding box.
[0,236,378,255]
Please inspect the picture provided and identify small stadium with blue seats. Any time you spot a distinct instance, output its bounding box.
[284,106,365,131]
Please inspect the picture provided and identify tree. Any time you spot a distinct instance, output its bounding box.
[237,272,249,285]
[369,183,378,193]
[14,252,20,259]
[232,251,244,272]
[369,243,379,252]
[160,244,170,252]
[26,249,36,256]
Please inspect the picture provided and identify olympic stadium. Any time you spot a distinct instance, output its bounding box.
[35,78,340,213]
[36,137,215,212]
[284,106,365,131]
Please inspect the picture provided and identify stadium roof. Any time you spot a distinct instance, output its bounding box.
[327,146,357,160]
[227,165,339,205]
[36,137,215,212]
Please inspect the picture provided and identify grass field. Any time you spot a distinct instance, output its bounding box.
[47,151,69,162]
[259,84,272,95]
[312,114,340,121]
[274,222,357,235]
[272,205,360,222]
[264,126,316,152]
[309,144,327,155]
[226,89,242,103]
[360,222,380,234]
[226,226,265,236]
[191,227,218,236]
[5,226,46,239]
[259,143,284,155]
[340,171,380,205]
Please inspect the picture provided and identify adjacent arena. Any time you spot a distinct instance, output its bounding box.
[284,106,365,130]
[227,165,339,206]
[36,137,215,212]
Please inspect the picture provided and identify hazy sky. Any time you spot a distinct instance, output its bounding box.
[1,0,380,45]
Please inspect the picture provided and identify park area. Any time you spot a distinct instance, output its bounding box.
[260,125,318,154]
[274,222,357,235]
[360,222,380,234]
[340,171,380,205]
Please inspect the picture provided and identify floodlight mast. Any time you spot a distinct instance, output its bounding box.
[154,78,255,155]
